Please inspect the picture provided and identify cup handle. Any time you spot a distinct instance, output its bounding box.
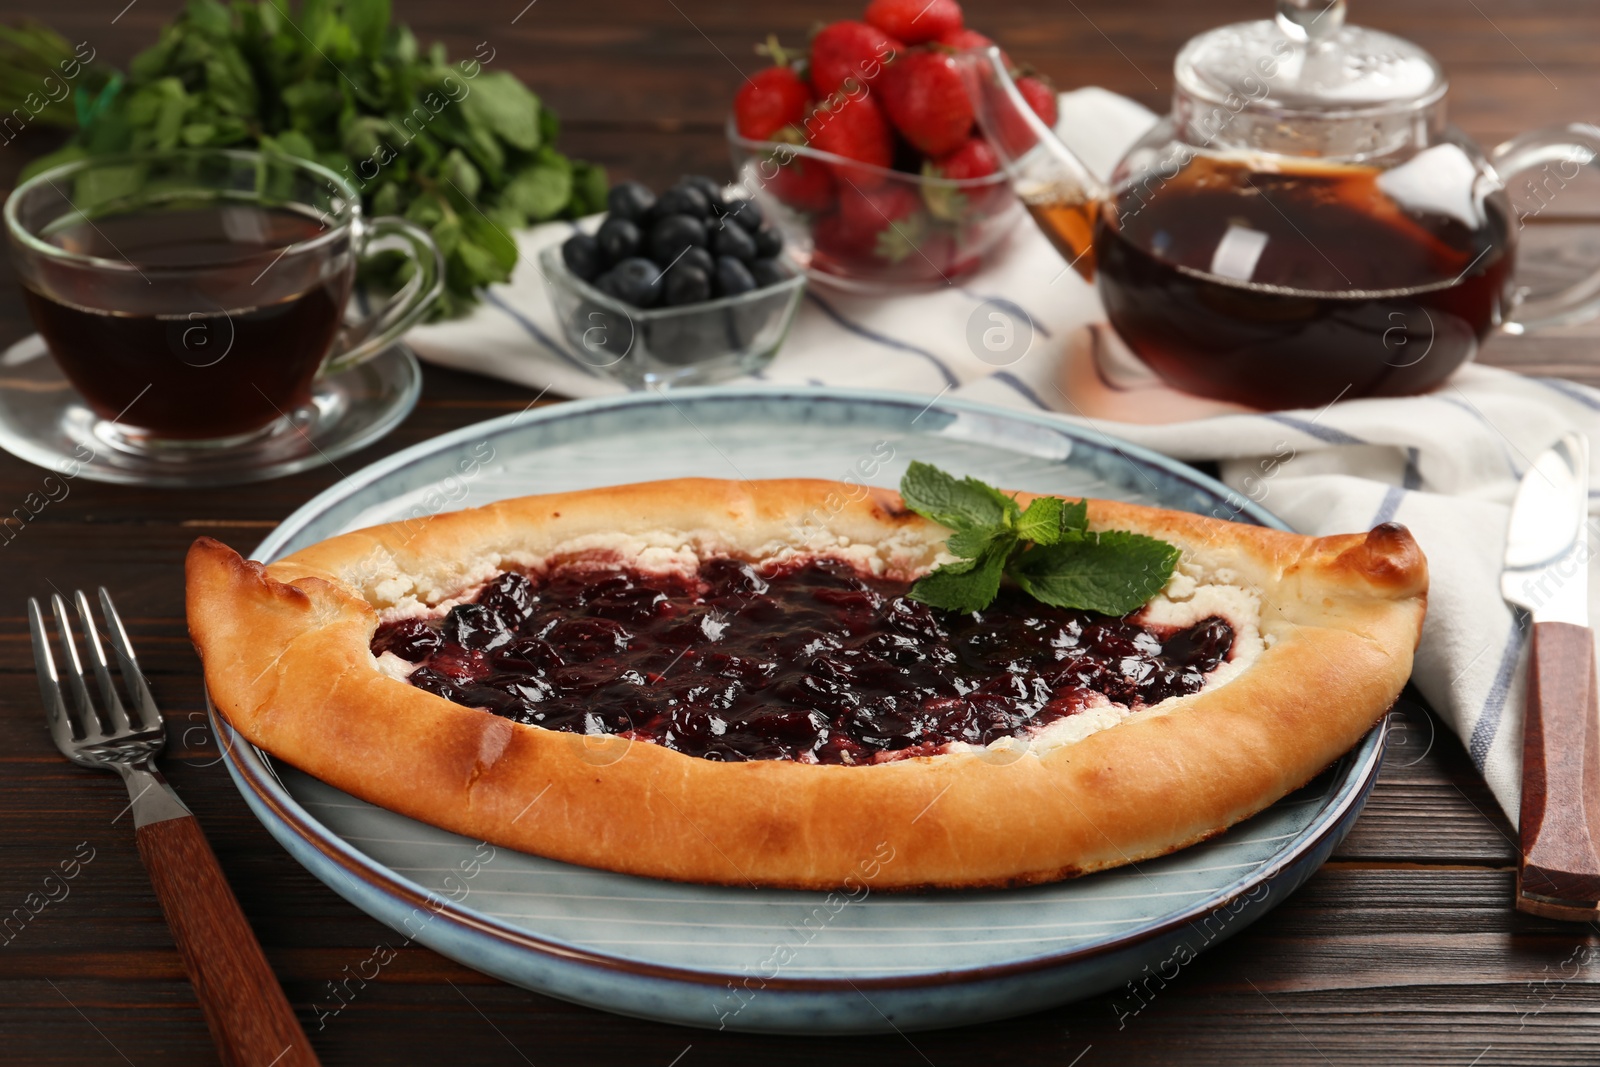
[1492,123,1600,334]
[320,215,444,377]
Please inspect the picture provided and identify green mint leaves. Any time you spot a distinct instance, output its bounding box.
[15,0,604,320]
[899,461,1180,616]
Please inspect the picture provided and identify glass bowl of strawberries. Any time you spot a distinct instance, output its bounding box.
[725,0,1058,291]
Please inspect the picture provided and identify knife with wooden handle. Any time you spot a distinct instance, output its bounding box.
[1501,431,1600,919]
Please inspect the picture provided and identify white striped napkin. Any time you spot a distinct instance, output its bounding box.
[406,89,1600,824]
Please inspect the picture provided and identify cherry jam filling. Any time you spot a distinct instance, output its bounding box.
[371,559,1235,765]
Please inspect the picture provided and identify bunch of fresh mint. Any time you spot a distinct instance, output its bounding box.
[899,462,1181,615]
[18,0,605,319]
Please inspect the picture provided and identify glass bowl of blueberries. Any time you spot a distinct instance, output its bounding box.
[543,175,807,388]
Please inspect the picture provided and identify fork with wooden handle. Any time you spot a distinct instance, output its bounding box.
[29,588,321,1067]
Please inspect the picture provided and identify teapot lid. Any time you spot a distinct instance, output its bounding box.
[1175,0,1445,117]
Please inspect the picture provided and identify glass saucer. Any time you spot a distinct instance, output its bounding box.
[0,334,421,488]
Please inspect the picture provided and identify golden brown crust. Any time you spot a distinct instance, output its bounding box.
[186,478,1427,889]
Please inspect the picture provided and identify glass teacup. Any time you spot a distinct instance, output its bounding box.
[5,148,441,447]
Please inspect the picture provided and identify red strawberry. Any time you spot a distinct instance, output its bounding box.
[926,137,999,180]
[937,27,992,51]
[734,66,812,141]
[937,27,1012,67]
[810,21,902,99]
[837,182,926,263]
[1016,74,1059,128]
[813,211,875,263]
[865,0,963,46]
[763,152,836,213]
[806,93,894,184]
[879,49,976,158]
[922,137,1008,219]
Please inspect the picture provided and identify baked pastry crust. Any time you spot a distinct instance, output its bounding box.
[186,478,1427,890]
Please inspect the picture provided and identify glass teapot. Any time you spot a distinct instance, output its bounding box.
[963,0,1600,410]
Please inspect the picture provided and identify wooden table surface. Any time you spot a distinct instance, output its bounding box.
[3,1,1600,1063]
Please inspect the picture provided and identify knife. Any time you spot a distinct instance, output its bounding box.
[1502,430,1600,919]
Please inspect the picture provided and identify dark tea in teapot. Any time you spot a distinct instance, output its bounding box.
[965,0,1600,412]
[1032,156,1514,410]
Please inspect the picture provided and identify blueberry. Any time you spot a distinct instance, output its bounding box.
[678,246,715,275]
[724,197,764,232]
[749,257,789,288]
[663,263,712,305]
[596,216,642,264]
[607,257,665,307]
[714,255,757,298]
[645,312,725,365]
[561,233,602,281]
[654,184,711,220]
[712,222,758,262]
[648,214,707,264]
[681,175,727,212]
[752,225,784,258]
[606,181,656,222]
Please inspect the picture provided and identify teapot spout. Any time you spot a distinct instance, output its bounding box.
[958,47,1108,280]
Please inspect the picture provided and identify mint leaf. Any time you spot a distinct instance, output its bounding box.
[946,525,1003,559]
[41,0,598,320]
[1016,497,1066,545]
[461,71,542,151]
[1060,498,1089,538]
[502,157,573,222]
[1008,531,1180,616]
[343,0,392,54]
[900,461,1017,531]
[909,535,1014,613]
[904,461,1181,615]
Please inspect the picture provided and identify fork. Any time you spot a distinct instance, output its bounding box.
[30,588,320,1067]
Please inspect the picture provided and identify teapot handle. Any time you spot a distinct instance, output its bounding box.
[1492,123,1600,334]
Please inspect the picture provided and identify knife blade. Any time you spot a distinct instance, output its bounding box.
[1504,431,1600,919]
[1502,432,1589,625]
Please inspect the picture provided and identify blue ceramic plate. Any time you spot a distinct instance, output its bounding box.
[213,387,1385,1034]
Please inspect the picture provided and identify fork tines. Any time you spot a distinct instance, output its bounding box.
[29,588,163,751]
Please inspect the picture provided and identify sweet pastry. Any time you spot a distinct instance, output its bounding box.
[186,477,1427,889]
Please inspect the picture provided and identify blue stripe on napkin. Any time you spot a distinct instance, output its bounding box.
[959,290,1053,338]
[1538,376,1600,412]
[991,371,1051,410]
[1468,619,1529,771]
[1367,450,1423,527]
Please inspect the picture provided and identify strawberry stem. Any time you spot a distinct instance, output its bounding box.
[755,34,793,68]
